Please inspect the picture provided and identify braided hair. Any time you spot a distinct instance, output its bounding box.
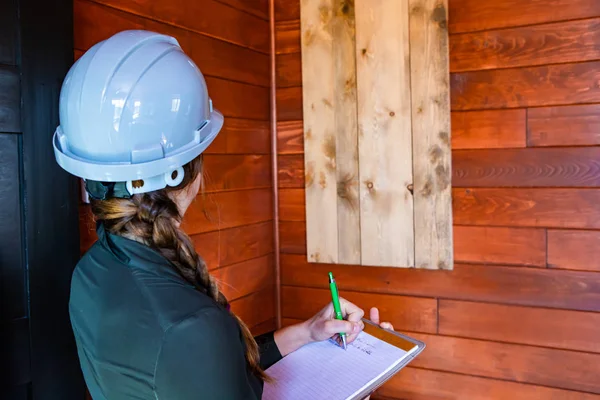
[89,155,268,381]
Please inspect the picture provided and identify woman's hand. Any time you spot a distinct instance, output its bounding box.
[304,297,365,345]
[369,307,394,331]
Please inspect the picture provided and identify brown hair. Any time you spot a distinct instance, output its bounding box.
[90,155,268,381]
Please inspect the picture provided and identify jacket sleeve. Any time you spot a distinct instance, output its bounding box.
[254,331,283,370]
[153,307,259,400]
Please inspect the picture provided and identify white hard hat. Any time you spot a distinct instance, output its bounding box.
[52,30,223,196]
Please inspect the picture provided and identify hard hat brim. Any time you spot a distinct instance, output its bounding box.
[53,109,224,182]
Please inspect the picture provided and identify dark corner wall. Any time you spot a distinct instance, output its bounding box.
[1,0,85,399]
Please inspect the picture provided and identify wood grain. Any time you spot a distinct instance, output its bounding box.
[528,104,600,147]
[448,0,600,34]
[276,87,303,121]
[300,0,361,264]
[251,318,277,336]
[206,118,270,155]
[182,188,272,235]
[439,300,600,354]
[280,254,600,312]
[452,147,600,187]
[278,189,305,221]
[0,66,20,133]
[275,0,300,22]
[451,109,526,149]
[206,77,269,120]
[214,255,274,301]
[410,333,600,394]
[91,0,270,52]
[453,188,600,229]
[230,287,275,328]
[278,154,304,188]
[277,120,304,154]
[75,0,269,86]
[454,226,546,267]
[216,0,268,20]
[410,0,452,270]
[191,221,273,269]
[451,61,600,110]
[450,18,600,72]
[548,229,600,272]
[279,221,306,254]
[203,155,271,192]
[276,52,301,87]
[275,20,301,54]
[281,286,438,334]
[355,0,414,267]
[377,367,600,400]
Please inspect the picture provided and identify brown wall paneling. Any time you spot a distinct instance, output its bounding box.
[276,120,304,154]
[451,109,526,149]
[528,104,600,147]
[206,119,271,154]
[275,20,300,54]
[216,0,269,20]
[547,230,600,272]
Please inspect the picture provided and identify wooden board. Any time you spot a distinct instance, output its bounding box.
[355,0,415,267]
[276,52,302,87]
[230,287,275,328]
[528,104,600,147]
[276,120,304,154]
[451,109,526,149]
[450,18,600,72]
[275,20,301,54]
[279,221,307,254]
[452,147,600,187]
[300,0,360,264]
[548,229,600,272]
[276,87,303,121]
[409,0,452,269]
[278,188,306,221]
[206,118,270,155]
[439,300,600,354]
[213,255,274,301]
[206,77,269,120]
[275,0,301,21]
[203,155,271,192]
[278,154,304,188]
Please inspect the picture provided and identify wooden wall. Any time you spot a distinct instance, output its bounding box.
[74,0,277,335]
[275,0,600,398]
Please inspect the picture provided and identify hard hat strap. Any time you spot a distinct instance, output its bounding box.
[85,180,132,200]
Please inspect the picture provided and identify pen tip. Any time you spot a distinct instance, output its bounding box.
[342,336,347,350]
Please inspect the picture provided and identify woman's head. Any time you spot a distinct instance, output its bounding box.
[53,30,268,380]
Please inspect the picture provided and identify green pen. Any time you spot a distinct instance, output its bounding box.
[328,272,347,350]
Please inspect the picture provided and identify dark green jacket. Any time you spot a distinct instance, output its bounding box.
[69,223,282,399]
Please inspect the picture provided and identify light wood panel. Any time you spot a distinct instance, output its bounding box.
[300,0,360,264]
[355,0,414,267]
[409,0,452,270]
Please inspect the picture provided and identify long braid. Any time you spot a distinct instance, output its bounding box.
[90,156,269,381]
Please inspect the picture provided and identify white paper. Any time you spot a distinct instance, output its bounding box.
[262,331,411,400]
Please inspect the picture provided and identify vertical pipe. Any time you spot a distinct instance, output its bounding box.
[269,0,282,329]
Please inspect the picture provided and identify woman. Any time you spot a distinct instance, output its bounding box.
[53,30,393,399]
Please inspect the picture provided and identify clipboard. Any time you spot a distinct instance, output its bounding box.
[262,318,426,400]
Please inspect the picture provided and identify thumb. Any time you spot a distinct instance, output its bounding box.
[324,319,360,336]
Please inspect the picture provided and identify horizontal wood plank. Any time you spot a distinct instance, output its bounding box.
[451,61,600,110]
[279,221,306,254]
[75,0,269,86]
[0,66,20,133]
[191,221,273,269]
[452,147,600,187]
[276,87,303,121]
[230,286,275,328]
[377,367,600,400]
[454,226,546,267]
[251,318,277,336]
[91,0,270,52]
[548,229,600,272]
[451,109,526,149]
[276,120,304,154]
[439,300,600,354]
[277,154,304,188]
[278,188,305,221]
[206,118,270,154]
[182,188,273,235]
[448,0,600,34]
[274,0,299,22]
[216,0,268,20]
[281,286,438,334]
[528,104,600,147]
[450,18,600,72]
[214,255,274,301]
[281,254,600,312]
[410,333,600,394]
[275,20,300,54]
[203,155,271,192]
[206,77,269,120]
[453,188,600,229]
[276,52,301,87]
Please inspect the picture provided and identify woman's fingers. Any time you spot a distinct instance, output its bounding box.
[380,322,394,330]
[324,319,360,336]
[370,307,380,324]
[340,297,364,322]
